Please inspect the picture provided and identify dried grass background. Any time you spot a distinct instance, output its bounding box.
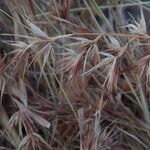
[0,0,150,150]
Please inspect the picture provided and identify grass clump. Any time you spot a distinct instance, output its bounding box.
[0,0,150,150]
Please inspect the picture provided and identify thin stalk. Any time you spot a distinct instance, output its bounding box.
[83,0,103,33]
[90,0,113,32]
[71,1,150,12]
